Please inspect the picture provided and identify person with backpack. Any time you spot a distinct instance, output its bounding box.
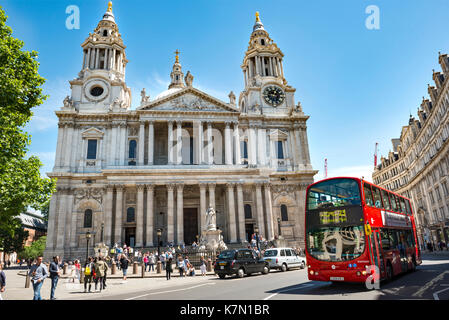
[166,257,173,280]
[119,254,129,281]
[84,257,94,293]
[177,255,185,277]
[94,257,108,292]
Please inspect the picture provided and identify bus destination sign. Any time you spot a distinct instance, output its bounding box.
[319,209,348,225]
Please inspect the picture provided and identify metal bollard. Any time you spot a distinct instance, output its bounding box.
[156,261,162,274]
[207,258,212,272]
[63,263,68,275]
[133,261,138,274]
[80,269,85,284]
[111,260,116,275]
[141,262,145,278]
[25,273,30,288]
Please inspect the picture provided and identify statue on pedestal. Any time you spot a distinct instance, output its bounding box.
[205,206,216,231]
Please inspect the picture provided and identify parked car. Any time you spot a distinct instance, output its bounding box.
[262,248,306,272]
[214,249,270,279]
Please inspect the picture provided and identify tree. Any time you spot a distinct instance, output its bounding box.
[0,6,56,249]
[19,236,47,261]
[0,218,29,255]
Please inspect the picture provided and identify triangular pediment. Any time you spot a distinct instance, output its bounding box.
[138,87,239,113]
[81,127,104,138]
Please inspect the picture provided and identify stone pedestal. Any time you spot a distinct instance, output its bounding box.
[207,258,212,272]
[63,263,68,275]
[273,236,287,248]
[200,229,227,251]
[157,261,162,273]
[111,261,116,275]
[94,243,109,259]
[133,261,138,274]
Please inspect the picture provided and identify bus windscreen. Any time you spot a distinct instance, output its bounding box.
[307,178,361,210]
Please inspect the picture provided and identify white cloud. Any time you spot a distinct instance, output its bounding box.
[315,164,374,183]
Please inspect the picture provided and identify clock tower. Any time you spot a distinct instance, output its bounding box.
[239,12,296,115]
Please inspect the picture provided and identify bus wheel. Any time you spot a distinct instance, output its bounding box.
[411,257,417,272]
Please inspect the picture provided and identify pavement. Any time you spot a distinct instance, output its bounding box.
[2,250,449,300]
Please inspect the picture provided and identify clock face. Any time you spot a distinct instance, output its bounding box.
[263,86,285,107]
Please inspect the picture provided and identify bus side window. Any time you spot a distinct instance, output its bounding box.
[394,195,403,213]
[372,186,383,209]
[399,197,407,213]
[381,230,391,250]
[389,230,399,250]
[406,230,414,247]
[381,189,391,210]
[389,193,398,211]
[363,184,374,207]
[405,199,412,215]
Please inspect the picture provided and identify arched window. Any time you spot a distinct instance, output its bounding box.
[103,30,108,37]
[244,204,252,219]
[281,205,288,221]
[261,39,265,45]
[127,207,135,222]
[84,209,93,228]
[129,140,137,159]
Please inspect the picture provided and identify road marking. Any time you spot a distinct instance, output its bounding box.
[125,282,216,300]
[263,283,315,300]
[412,270,449,298]
[433,287,449,300]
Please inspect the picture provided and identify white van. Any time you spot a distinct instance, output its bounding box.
[262,248,306,271]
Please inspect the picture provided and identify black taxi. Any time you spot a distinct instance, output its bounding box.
[214,249,270,279]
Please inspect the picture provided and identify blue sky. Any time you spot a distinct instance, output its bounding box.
[2,0,449,181]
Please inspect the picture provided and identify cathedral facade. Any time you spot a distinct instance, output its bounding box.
[44,4,316,260]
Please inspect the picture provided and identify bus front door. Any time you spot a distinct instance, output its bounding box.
[370,230,386,280]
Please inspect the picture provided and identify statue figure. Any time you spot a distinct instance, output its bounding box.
[228,91,236,105]
[63,95,73,109]
[205,206,216,231]
[295,101,303,113]
[185,71,194,87]
[141,88,149,103]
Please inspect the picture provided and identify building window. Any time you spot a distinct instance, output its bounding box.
[281,204,288,221]
[129,139,137,159]
[127,207,135,222]
[87,139,97,159]
[244,204,252,219]
[277,141,284,159]
[261,39,265,45]
[103,30,108,36]
[243,141,248,159]
[84,209,92,228]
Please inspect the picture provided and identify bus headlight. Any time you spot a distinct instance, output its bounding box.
[356,271,361,276]
[310,270,314,275]
[362,271,367,275]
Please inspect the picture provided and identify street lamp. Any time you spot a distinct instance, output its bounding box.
[101,222,104,243]
[254,225,260,252]
[157,228,162,261]
[85,231,92,264]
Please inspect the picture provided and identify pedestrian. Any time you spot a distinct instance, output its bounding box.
[143,254,149,272]
[0,263,5,300]
[177,256,185,277]
[149,253,155,272]
[200,256,207,276]
[84,257,94,293]
[28,256,48,300]
[120,254,130,281]
[188,263,195,276]
[94,257,108,292]
[49,256,61,300]
[160,252,166,270]
[166,258,173,280]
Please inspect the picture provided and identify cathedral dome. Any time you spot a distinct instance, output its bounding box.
[154,87,183,101]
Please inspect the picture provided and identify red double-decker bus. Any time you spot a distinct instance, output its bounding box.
[305,177,421,284]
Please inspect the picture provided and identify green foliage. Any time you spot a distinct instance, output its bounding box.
[0,218,29,254]
[0,6,56,246]
[19,236,47,261]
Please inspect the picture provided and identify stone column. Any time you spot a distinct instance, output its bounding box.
[136,184,145,247]
[63,124,74,169]
[176,121,183,165]
[119,123,126,166]
[224,122,232,165]
[264,182,274,241]
[226,183,237,242]
[268,57,273,76]
[95,48,100,69]
[138,122,145,166]
[196,121,203,164]
[114,185,124,245]
[54,124,64,168]
[300,125,312,167]
[168,121,174,165]
[248,125,257,166]
[148,121,154,165]
[86,48,91,69]
[145,184,154,246]
[255,183,265,238]
[199,183,207,232]
[207,121,213,165]
[257,126,266,166]
[56,188,67,250]
[46,193,58,250]
[167,184,175,244]
[104,185,114,247]
[294,125,304,166]
[236,183,246,242]
[64,192,74,249]
[112,48,116,70]
[208,183,216,209]
[176,183,184,244]
[255,55,260,75]
[295,185,307,247]
[233,122,241,165]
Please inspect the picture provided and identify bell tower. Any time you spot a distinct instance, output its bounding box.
[239,12,295,115]
[68,1,132,113]
[169,50,185,89]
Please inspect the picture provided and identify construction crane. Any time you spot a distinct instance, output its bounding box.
[324,158,328,179]
[374,142,379,168]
